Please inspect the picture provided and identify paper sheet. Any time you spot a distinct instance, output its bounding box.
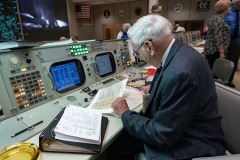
[87,79,128,113]
[123,88,143,110]
[54,105,102,144]
[109,88,143,117]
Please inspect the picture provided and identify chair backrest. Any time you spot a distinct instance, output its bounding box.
[212,58,234,84]
[138,83,240,160]
[216,83,240,154]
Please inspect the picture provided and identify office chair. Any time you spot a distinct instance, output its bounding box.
[137,83,240,160]
[212,58,234,85]
[192,83,240,159]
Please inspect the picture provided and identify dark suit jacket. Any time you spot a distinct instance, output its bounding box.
[122,39,226,160]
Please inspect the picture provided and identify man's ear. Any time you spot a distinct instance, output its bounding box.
[144,40,155,55]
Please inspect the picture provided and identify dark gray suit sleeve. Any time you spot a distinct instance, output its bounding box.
[122,72,198,149]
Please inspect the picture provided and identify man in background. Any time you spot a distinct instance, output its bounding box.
[117,23,131,39]
[225,0,240,88]
[151,3,163,15]
[174,24,186,32]
[59,36,67,41]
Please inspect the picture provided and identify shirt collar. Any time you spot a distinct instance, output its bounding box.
[161,38,175,67]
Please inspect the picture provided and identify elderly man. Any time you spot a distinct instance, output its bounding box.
[107,15,226,160]
[174,24,186,32]
[117,23,131,39]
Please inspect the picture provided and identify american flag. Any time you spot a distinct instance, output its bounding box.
[75,5,91,19]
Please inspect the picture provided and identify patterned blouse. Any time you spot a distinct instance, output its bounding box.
[204,14,230,55]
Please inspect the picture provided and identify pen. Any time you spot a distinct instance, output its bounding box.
[32,120,43,127]
[11,127,29,138]
[11,120,44,138]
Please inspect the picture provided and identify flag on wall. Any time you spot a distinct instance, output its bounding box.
[75,5,91,19]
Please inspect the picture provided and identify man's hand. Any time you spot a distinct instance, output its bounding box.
[111,97,129,117]
[139,85,151,94]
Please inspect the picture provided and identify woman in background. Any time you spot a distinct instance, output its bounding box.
[204,0,231,69]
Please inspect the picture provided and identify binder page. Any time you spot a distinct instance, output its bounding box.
[123,88,143,110]
[87,79,128,113]
[54,105,102,144]
[109,88,143,117]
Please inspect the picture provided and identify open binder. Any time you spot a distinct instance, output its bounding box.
[39,108,108,154]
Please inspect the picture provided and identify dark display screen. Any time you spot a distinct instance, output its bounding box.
[0,0,23,41]
[50,60,85,93]
[95,52,115,77]
[18,0,69,40]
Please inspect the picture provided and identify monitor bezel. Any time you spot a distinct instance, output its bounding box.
[95,52,116,77]
[50,59,85,93]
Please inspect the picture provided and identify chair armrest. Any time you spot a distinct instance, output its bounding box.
[214,79,228,86]
[192,154,240,160]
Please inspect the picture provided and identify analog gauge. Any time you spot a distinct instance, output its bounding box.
[8,56,21,68]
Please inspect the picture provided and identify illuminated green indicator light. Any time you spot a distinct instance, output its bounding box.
[69,46,88,55]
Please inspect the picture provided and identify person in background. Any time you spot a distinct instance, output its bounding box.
[150,3,174,32]
[139,3,169,94]
[225,0,240,88]
[173,24,186,32]
[117,23,131,39]
[107,14,226,160]
[151,3,163,15]
[59,36,67,41]
[204,0,231,70]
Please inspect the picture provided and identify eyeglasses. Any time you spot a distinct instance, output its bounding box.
[133,42,144,58]
[133,39,152,58]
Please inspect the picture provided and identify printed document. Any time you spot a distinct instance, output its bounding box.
[87,79,128,113]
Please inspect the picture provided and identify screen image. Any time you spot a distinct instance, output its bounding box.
[50,60,85,93]
[0,0,23,41]
[95,52,116,77]
[18,0,70,41]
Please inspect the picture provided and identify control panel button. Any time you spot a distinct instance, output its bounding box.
[84,98,88,102]
[26,59,32,64]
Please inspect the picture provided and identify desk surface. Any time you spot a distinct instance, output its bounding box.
[26,106,142,160]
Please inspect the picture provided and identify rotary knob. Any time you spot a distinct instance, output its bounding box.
[8,56,21,67]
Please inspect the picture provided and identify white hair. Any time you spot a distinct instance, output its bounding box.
[122,23,131,33]
[127,15,172,48]
[232,0,240,5]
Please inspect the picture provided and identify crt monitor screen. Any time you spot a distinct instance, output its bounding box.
[18,0,70,41]
[95,52,116,77]
[50,59,85,93]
